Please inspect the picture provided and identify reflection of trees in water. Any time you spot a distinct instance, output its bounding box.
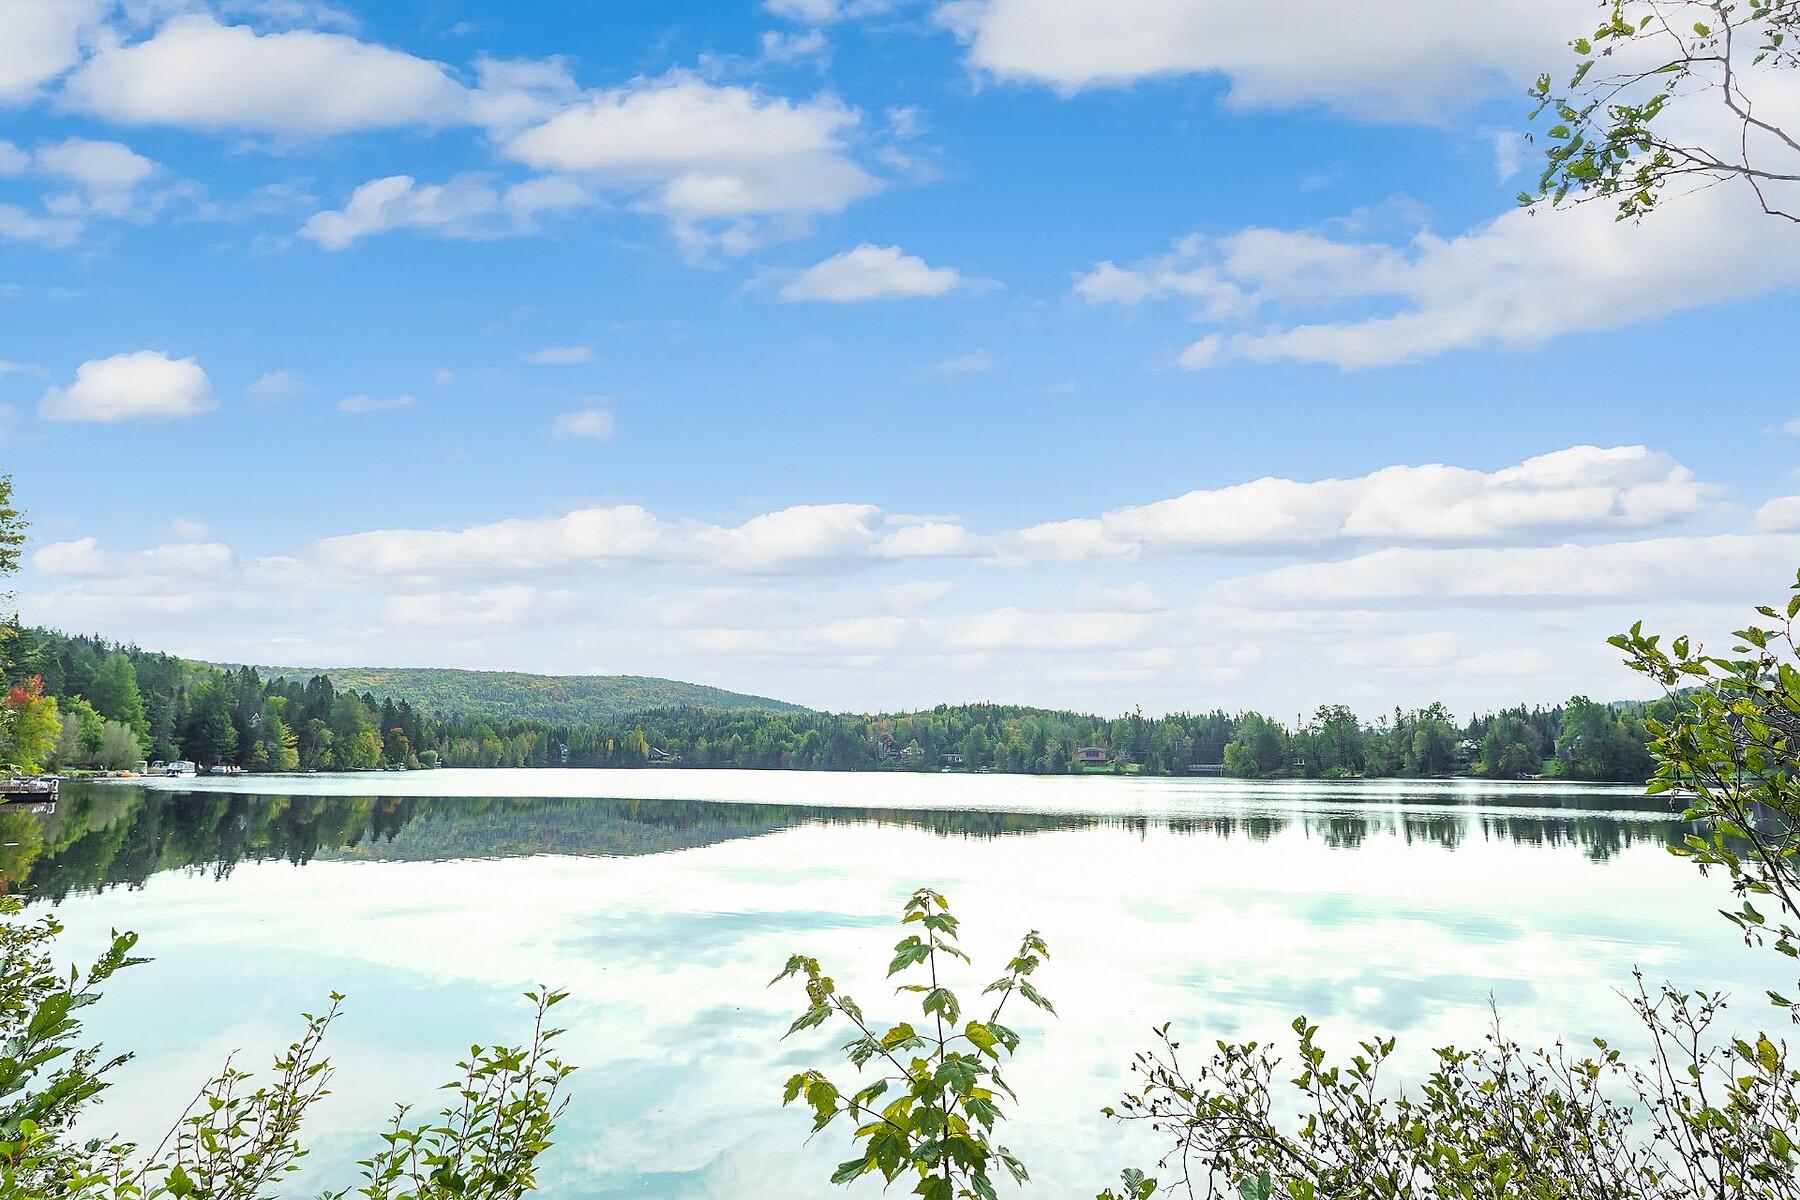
[3,784,1692,900]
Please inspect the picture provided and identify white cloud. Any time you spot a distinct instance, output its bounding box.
[242,443,1715,587]
[552,408,615,441]
[1755,496,1800,533]
[780,244,963,301]
[875,520,986,558]
[33,136,164,219]
[1211,535,1800,609]
[686,504,888,572]
[935,349,994,373]
[504,74,879,253]
[249,369,307,401]
[35,138,156,190]
[760,29,829,63]
[34,536,235,578]
[337,393,414,413]
[0,0,108,104]
[1009,445,1711,561]
[764,0,898,22]
[298,173,590,249]
[1073,234,1249,319]
[1492,131,1525,181]
[168,517,210,540]
[41,351,215,422]
[936,0,1579,119]
[0,204,81,247]
[523,345,595,365]
[766,0,846,19]
[464,55,583,135]
[62,14,469,137]
[310,506,672,576]
[0,137,174,242]
[1085,184,1800,370]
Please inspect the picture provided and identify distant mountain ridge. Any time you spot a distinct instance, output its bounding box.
[248,665,809,723]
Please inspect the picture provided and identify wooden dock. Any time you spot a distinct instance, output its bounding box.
[1,776,59,803]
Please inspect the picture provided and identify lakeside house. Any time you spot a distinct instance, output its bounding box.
[1075,747,1109,767]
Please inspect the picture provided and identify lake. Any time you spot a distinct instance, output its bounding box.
[4,770,1787,1198]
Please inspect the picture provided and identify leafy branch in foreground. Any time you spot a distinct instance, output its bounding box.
[0,894,573,1200]
[1527,0,1800,222]
[774,887,1053,1200]
[1612,575,1800,1015]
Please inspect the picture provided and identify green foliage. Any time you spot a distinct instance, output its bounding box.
[2,680,61,775]
[327,989,574,1200]
[0,897,572,1199]
[0,477,24,584]
[1527,0,1800,222]
[0,896,143,1197]
[1555,695,1655,782]
[1612,570,1800,1014]
[774,888,1053,1200]
[1099,981,1800,1199]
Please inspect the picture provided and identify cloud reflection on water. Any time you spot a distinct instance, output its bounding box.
[22,772,1784,1199]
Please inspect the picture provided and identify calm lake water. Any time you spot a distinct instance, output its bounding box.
[6,770,1789,1198]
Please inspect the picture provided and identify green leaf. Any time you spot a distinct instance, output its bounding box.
[832,1156,872,1185]
[934,1056,979,1096]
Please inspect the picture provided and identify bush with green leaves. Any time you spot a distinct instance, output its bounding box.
[774,887,1054,1200]
[0,894,573,1200]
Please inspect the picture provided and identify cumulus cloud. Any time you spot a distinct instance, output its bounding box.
[0,204,81,247]
[1210,535,1800,609]
[34,138,156,190]
[936,0,1579,119]
[337,393,414,413]
[310,506,672,576]
[233,443,1714,587]
[552,407,615,441]
[779,244,963,301]
[249,369,308,401]
[0,0,109,104]
[63,19,885,253]
[41,351,216,422]
[765,0,899,22]
[935,350,994,373]
[524,345,595,364]
[1008,445,1711,561]
[760,29,829,63]
[1755,496,1800,532]
[33,136,164,219]
[299,173,590,249]
[1083,184,1800,369]
[34,536,235,578]
[0,136,179,239]
[61,13,468,136]
[504,74,879,252]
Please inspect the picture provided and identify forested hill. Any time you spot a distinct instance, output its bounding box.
[245,665,808,723]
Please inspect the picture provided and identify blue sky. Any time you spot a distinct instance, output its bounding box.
[4,0,1800,718]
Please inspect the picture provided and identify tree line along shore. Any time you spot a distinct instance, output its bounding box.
[2,626,1656,782]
